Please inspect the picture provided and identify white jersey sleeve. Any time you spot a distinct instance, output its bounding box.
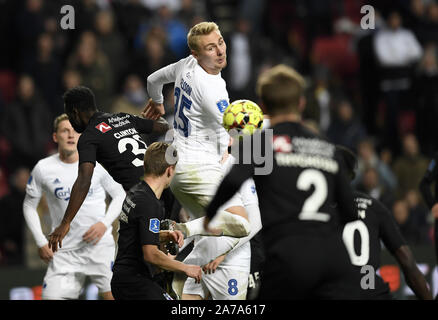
[147,58,187,104]
[98,167,125,228]
[23,163,48,248]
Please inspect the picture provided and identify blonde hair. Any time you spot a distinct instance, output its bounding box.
[187,21,220,52]
[143,142,178,177]
[256,64,306,115]
[53,113,70,132]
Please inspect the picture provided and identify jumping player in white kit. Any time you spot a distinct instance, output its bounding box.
[23,114,125,300]
[144,21,251,298]
[182,148,262,300]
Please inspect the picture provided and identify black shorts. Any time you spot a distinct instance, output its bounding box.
[111,273,172,300]
[258,232,360,300]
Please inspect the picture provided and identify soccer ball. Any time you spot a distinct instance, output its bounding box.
[223,99,264,135]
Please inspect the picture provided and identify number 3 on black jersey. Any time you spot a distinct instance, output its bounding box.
[117,134,147,167]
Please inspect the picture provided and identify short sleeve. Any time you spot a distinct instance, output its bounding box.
[26,163,43,198]
[377,200,406,253]
[130,115,154,134]
[77,131,99,166]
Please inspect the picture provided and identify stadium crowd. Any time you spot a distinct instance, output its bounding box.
[0,0,436,272]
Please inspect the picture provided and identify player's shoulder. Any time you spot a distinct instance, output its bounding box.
[34,153,61,171]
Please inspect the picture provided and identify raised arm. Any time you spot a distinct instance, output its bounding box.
[48,162,95,252]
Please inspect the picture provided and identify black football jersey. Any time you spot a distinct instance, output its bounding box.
[112,180,165,278]
[207,121,357,241]
[343,191,406,298]
[78,111,154,190]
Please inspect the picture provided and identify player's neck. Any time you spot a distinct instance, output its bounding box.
[143,176,165,199]
[269,113,302,127]
[59,149,79,164]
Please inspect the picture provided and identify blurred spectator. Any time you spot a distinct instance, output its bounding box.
[392,133,429,199]
[67,31,114,111]
[0,167,30,266]
[327,98,367,152]
[94,10,126,84]
[1,75,52,171]
[304,65,332,133]
[413,43,438,155]
[15,0,46,68]
[134,5,189,59]
[393,196,431,246]
[353,138,397,192]
[357,166,395,210]
[111,74,147,115]
[373,10,423,153]
[22,33,62,115]
[62,69,83,91]
[176,0,208,28]
[112,0,152,50]
[405,189,432,243]
[228,19,253,101]
[128,28,175,80]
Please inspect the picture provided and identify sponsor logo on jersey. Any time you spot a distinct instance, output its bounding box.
[95,122,112,133]
[273,135,292,153]
[216,99,229,113]
[53,178,60,184]
[55,186,93,201]
[149,218,160,233]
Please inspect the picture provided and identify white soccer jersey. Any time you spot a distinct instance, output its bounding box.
[25,154,125,251]
[147,55,230,164]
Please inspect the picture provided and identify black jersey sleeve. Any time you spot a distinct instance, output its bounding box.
[136,200,161,246]
[334,152,358,223]
[129,115,154,134]
[419,152,438,209]
[376,199,406,253]
[77,131,99,166]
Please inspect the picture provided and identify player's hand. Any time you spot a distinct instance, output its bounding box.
[432,203,438,218]
[185,265,202,284]
[202,254,226,274]
[48,222,70,252]
[142,99,165,120]
[168,230,184,248]
[38,244,54,263]
[83,222,107,245]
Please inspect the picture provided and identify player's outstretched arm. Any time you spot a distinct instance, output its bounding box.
[142,244,202,283]
[48,162,95,252]
[395,245,433,300]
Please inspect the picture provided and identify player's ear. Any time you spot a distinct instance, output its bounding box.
[53,132,58,144]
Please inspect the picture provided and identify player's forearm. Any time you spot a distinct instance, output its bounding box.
[62,177,91,224]
[144,246,189,274]
[102,190,125,228]
[22,194,48,248]
[396,245,433,300]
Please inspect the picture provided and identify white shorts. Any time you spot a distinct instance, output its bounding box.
[183,266,248,300]
[42,242,115,300]
[170,163,243,220]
